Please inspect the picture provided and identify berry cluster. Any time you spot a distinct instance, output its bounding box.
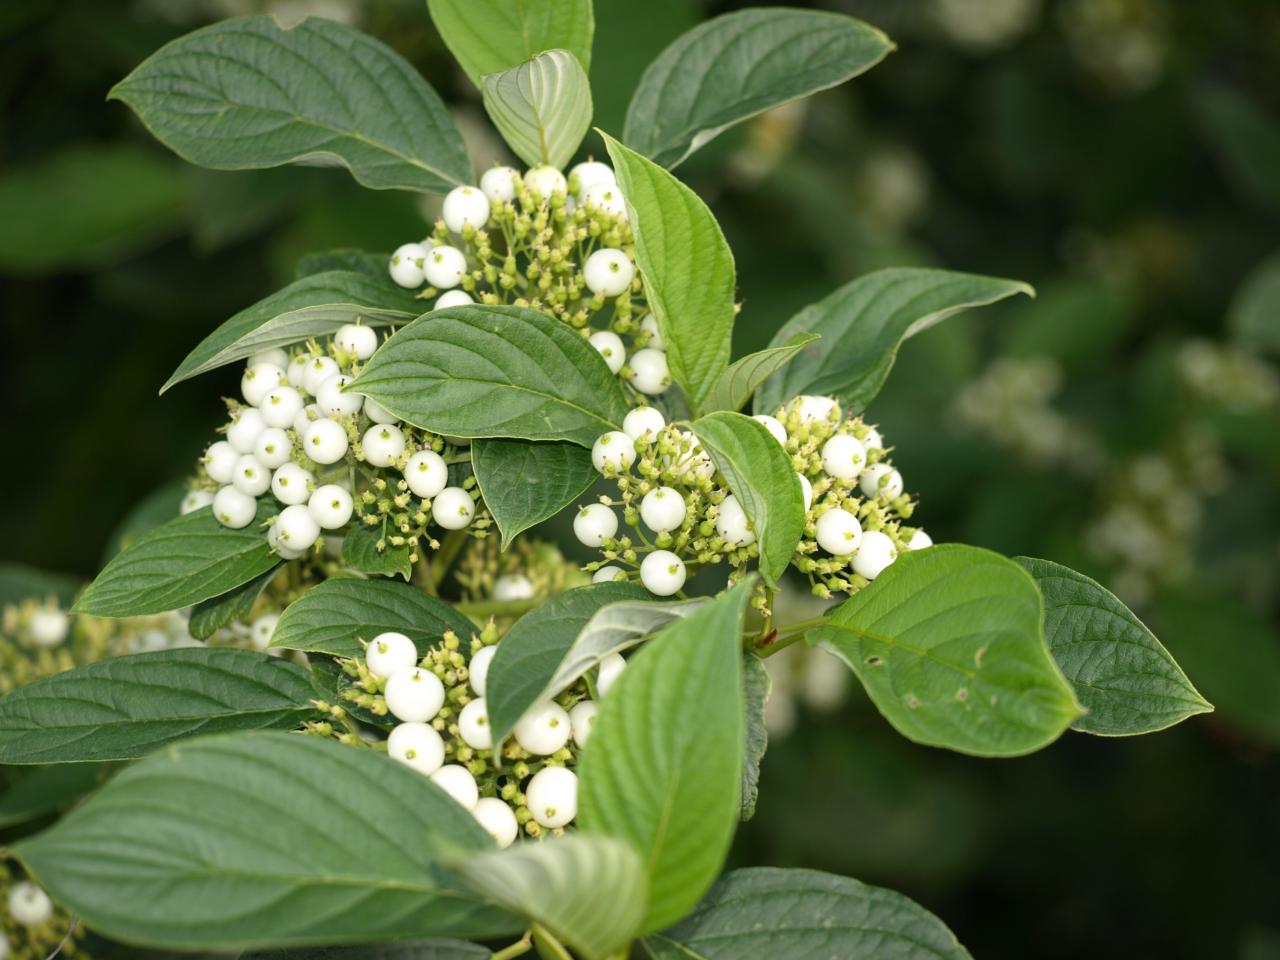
[578,396,931,598]
[311,622,625,846]
[0,865,81,960]
[191,329,485,563]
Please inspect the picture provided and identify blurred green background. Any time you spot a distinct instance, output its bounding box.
[2,0,1278,957]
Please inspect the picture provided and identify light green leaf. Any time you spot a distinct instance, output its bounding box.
[642,867,970,960]
[0,649,320,764]
[73,503,278,618]
[456,835,646,960]
[624,8,893,169]
[428,0,593,88]
[187,566,280,640]
[689,411,805,586]
[472,439,597,548]
[110,15,471,193]
[701,333,819,414]
[348,304,630,447]
[243,942,492,960]
[809,545,1081,757]
[342,525,413,581]
[162,271,419,392]
[482,50,593,170]
[754,268,1034,416]
[601,132,735,411]
[578,580,753,932]
[14,732,516,949]
[270,578,477,660]
[740,654,769,822]
[486,582,648,747]
[1229,249,1280,356]
[1016,557,1212,736]
[0,144,185,273]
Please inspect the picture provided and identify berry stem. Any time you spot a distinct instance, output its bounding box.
[491,931,533,960]
[756,615,830,658]
[424,528,469,595]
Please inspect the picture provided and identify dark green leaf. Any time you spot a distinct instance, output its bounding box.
[482,50,593,170]
[1194,82,1280,211]
[295,248,390,281]
[700,333,820,414]
[342,525,414,581]
[100,480,186,565]
[349,304,630,447]
[740,654,769,822]
[110,15,471,193]
[1229,249,1280,356]
[0,648,320,764]
[427,0,593,87]
[471,439,596,548]
[578,580,753,932]
[624,9,893,169]
[73,502,278,618]
[1016,557,1212,736]
[243,942,491,960]
[187,566,280,640]
[0,763,111,828]
[15,732,517,948]
[0,564,80,609]
[754,268,1033,416]
[810,545,1082,757]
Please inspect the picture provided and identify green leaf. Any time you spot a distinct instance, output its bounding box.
[100,480,185,565]
[243,942,491,960]
[0,649,320,764]
[1016,557,1212,736]
[272,578,477,660]
[600,132,735,411]
[624,8,893,169]
[809,545,1081,757]
[578,579,753,932]
[754,268,1034,416]
[73,503,278,619]
[486,582,649,747]
[1229,249,1280,356]
[1194,82,1280,211]
[0,764,110,829]
[472,439,596,548]
[187,566,280,640]
[740,654,769,822]
[295,248,390,281]
[109,15,471,193]
[427,0,593,87]
[689,411,805,586]
[701,333,820,414]
[0,563,80,609]
[14,732,516,949]
[341,526,414,581]
[642,867,971,960]
[482,50,593,170]
[162,271,420,392]
[349,304,630,447]
[0,143,185,273]
[456,835,646,960]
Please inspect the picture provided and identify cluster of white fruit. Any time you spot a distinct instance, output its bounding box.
[353,630,627,846]
[1,879,58,956]
[386,161,674,399]
[189,328,477,561]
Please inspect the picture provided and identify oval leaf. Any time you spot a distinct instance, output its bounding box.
[188,566,279,640]
[486,582,648,747]
[1229,248,1280,356]
[809,545,1082,757]
[754,268,1034,416]
[482,50,593,170]
[701,333,819,414]
[348,304,630,447]
[109,16,471,193]
[644,867,970,960]
[578,579,753,932]
[271,578,477,659]
[740,654,770,822]
[1017,557,1212,736]
[342,525,413,581]
[73,503,278,619]
[14,732,516,949]
[0,649,319,764]
[428,0,594,88]
[162,271,420,392]
[600,132,735,411]
[244,942,491,960]
[689,411,805,586]
[624,8,893,169]
[456,835,646,960]
[472,439,597,548]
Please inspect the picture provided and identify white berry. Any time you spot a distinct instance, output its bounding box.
[389,242,428,288]
[623,405,665,441]
[181,489,215,515]
[473,797,518,848]
[629,348,671,394]
[271,462,314,505]
[27,608,69,647]
[362,423,406,467]
[253,427,292,469]
[442,185,490,233]
[366,631,417,679]
[640,486,686,533]
[524,164,567,198]
[276,503,320,552]
[387,721,444,775]
[480,165,519,203]
[860,463,904,500]
[423,244,466,289]
[308,484,353,529]
[335,323,378,359]
[816,508,862,556]
[588,330,627,374]
[226,407,267,454]
[241,362,284,407]
[468,645,496,697]
[592,431,636,474]
[798,474,813,512]
[384,666,445,723]
[213,485,256,529]
[231,454,271,496]
[640,550,686,596]
[909,528,933,550]
[852,530,898,579]
[583,248,634,297]
[250,613,278,651]
[268,523,306,560]
[716,494,754,546]
[582,181,627,219]
[525,765,578,828]
[753,414,788,445]
[302,356,341,397]
[249,348,289,369]
[364,396,399,424]
[431,486,475,529]
[316,374,362,418]
[436,289,473,310]
[403,450,449,499]
[493,574,535,602]
[822,434,867,480]
[571,160,616,195]
[638,313,663,348]
[863,425,884,450]
[303,418,349,464]
[458,697,493,749]
[259,384,305,429]
[569,700,598,747]
[287,353,311,388]
[573,503,617,547]
[293,403,319,435]
[203,440,239,484]
[7,882,52,927]
[430,764,479,810]
[597,652,626,696]
[591,565,623,584]
[790,395,839,424]
[514,701,571,756]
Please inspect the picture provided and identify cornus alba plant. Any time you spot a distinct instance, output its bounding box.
[0,4,1215,959]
